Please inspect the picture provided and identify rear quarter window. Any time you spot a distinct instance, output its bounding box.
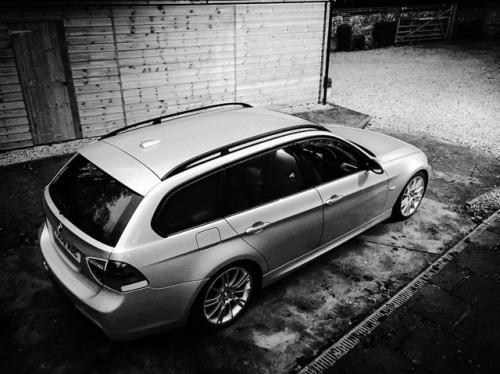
[49,154,142,247]
[154,172,221,237]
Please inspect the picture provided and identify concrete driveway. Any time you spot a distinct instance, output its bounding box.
[2,125,498,373]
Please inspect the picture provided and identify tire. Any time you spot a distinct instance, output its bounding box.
[193,265,254,329]
[392,171,427,221]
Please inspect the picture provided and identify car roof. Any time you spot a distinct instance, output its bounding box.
[101,107,319,179]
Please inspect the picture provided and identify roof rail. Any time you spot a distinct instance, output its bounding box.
[162,124,326,180]
[100,102,253,140]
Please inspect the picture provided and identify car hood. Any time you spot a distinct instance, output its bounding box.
[327,126,420,164]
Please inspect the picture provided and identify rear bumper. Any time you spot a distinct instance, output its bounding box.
[39,222,204,340]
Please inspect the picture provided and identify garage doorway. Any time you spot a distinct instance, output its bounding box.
[10,20,80,144]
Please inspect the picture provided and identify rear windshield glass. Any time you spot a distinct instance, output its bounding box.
[49,154,142,247]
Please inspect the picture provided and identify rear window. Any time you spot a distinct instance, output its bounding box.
[49,154,142,247]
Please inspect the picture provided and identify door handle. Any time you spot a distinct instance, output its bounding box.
[325,194,343,206]
[245,222,271,234]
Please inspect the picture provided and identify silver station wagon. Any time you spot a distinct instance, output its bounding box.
[39,103,430,340]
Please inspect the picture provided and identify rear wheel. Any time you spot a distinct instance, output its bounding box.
[392,171,427,220]
[194,265,254,329]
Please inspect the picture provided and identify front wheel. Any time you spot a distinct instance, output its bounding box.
[392,171,427,220]
[194,265,254,329]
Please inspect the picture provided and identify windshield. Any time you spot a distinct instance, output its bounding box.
[49,154,142,247]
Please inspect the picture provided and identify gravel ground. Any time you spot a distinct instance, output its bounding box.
[329,40,500,157]
[0,138,97,167]
[458,187,500,222]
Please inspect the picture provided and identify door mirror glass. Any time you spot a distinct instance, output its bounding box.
[367,159,384,174]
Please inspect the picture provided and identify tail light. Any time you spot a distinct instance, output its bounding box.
[87,258,148,293]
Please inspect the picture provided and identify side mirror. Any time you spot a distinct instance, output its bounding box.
[366,159,384,174]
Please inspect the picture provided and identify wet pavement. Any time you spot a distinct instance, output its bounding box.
[380,129,500,209]
[0,154,72,254]
[1,106,500,373]
[319,211,500,374]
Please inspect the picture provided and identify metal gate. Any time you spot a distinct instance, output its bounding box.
[395,5,457,44]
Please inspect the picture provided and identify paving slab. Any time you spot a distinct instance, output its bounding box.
[327,342,417,374]
[450,307,500,358]
[428,261,471,292]
[368,307,424,350]
[405,284,469,330]
[453,274,500,311]
[396,320,487,374]
[327,308,500,374]
[453,228,500,279]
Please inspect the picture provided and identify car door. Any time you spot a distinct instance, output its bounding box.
[294,137,389,245]
[223,145,324,271]
[148,171,248,287]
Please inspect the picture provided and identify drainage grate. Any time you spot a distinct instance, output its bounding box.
[299,210,500,374]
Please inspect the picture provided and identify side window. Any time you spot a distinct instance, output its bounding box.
[224,166,251,216]
[155,173,220,236]
[236,146,306,208]
[296,138,367,184]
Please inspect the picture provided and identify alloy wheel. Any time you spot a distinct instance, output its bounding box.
[203,267,252,325]
[400,175,425,217]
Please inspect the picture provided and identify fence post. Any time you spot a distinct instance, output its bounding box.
[394,17,401,43]
[446,4,458,39]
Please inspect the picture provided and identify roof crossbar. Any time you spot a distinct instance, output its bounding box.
[162,124,327,180]
[100,102,253,139]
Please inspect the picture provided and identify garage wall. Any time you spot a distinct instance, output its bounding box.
[65,7,124,138]
[0,23,31,149]
[0,0,329,150]
[113,4,237,125]
[235,2,326,104]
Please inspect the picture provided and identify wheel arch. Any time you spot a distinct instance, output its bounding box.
[383,152,430,209]
[391,169,428,221]
[418,168,429,187]
[202,258,264,292]
[188,258,263,328]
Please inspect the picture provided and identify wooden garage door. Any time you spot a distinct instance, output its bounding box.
[235,2,326,104]
[10,21,80,144]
